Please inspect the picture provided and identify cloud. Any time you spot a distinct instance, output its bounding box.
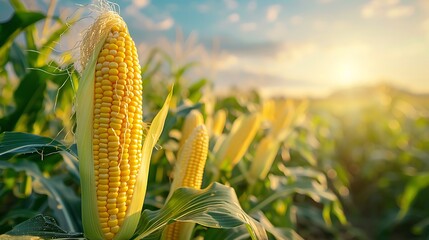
[224,0,238,10]
[240,22,257,32]
[125,0,172,31]
[266,5,281,22]
[218,39,316,63]
[214,53,239,70]
[228,13,240,23]
[290,15,303,25]
[317,0,334,3]
[276,43,317,62]
[386,5,414,18]
[133,0,149,8]
[125,6,174,31]
[361,0,414,19]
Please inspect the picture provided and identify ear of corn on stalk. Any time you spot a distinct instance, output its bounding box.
[162,124,209,240]
[215,113,261,170]
[271,99,294,134]
[248,135,281,183]
[179,110,204,148]
[211,109,227,136]
[76,9,172,240]
[261,99,275,122]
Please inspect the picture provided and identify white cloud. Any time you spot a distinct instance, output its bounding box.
[228,13,240,23]
[215,53,239,70]
[224,0,238,10]
[317,0,334,4]
[386,5,414,18]
[276,42,317,62]
[156,18,174,30]
[125,7,174,31]
[266,5,281,22]
[361,0,414,19]
[240,22,257,32]
[133,0,150,9]
[290,15,303,25]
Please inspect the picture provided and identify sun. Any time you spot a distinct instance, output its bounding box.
[337,62,360,86]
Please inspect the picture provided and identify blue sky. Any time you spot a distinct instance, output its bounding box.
[3,0,429,96]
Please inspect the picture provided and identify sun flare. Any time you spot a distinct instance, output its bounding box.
[336,62,361,86]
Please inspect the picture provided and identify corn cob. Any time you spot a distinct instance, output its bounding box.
[179,110,204,148]
[215,113,261,170]
[162,125,209,240]
[272,99,294,134]
[261,99,275,122]
[211,109,227,136]
[76,10,145,240]
[248,135,281,183]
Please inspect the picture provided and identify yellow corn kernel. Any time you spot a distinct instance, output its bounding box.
[215,113,261,170]
[211,109,227,136]
[162,125,209,240]
[179,110,204,148]
[92,20,142,238]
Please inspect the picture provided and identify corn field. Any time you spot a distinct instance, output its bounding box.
[1,1,429,240]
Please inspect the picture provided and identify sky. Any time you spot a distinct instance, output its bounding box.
[2,0,429,97]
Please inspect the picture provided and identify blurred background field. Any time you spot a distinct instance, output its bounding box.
[1,0,429,239]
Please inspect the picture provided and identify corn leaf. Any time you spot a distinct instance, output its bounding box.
[205,226,254,240]
[0,131,74,159]
[398,172,429,219]
[0,215,83,239]
[253,211,303,240]
[0,11,45,69]
[249,176,337,214]
[8,42,28,78]
[0,161,81,232]
[133,182,267,240]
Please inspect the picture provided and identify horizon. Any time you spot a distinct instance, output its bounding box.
[2,0,429,97]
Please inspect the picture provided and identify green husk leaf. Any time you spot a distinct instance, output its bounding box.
[117,85,173,239]
[75,19,105,240]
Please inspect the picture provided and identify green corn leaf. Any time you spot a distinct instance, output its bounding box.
[0,131,74,159]
[0,161,81,232]
[398,172,429,219]
[133,182,267,240]
[0,11,45,70]
[205,225,254,240]
[254,211,303,240]
[8,42,28,78]
[249,176,337,214]
[0,214,83,239]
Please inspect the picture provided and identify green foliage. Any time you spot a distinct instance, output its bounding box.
[1,1,429,240]
[0,11,45,70]
[134,183,267,240]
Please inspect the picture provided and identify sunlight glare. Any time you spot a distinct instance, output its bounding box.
[337,62,360,86]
